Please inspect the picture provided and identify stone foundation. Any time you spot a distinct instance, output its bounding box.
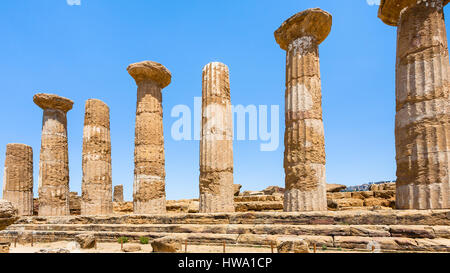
[2,210,450,252]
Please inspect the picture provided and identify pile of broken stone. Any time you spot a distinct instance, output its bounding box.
[0,200,18,253]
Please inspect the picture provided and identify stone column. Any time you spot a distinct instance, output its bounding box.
[2,144,33,216]
[378,0,450,209]
[199,62,234,213]
[81,99,113,215]
[274,8,332,211]
[113,185,124,202]
[34,93,73,216]
[127,61,171,214]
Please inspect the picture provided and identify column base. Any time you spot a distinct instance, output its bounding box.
[283,187,327,212]
[38,205,70,217]
[133,197,166,214]
[396,182,449,209]
[199,193,235,213]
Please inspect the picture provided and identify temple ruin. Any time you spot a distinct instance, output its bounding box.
[0,5,449,253]
[378,0,450,209]
[199,62,235,213]
[274,8,331,211]
[81,99,113,215]
[127,61,171,214]
[2,144,33,216]
[34,93,73,216]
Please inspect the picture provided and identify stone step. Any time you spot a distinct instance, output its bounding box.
[5,224,450,239]
[235,201,283,212]
[0,229,448,252]
[0,230,238,245]
[12,210,450,226]
[234,195,283,202]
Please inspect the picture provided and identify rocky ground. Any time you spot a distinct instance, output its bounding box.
[8,241,380,253]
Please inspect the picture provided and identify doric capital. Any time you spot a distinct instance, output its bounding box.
[378,0,449,26]
[127,61,172,88]
[33,93,74,112]
[274,8,332,51]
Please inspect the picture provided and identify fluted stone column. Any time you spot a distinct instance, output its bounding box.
[275,8,332,211]
[127,61,171,214]
[379,0,450,209]
[113,185,124,202]
[34,93,73,216]
[2,144,33,216]
[199,62,234,213]
[81,99,112,215]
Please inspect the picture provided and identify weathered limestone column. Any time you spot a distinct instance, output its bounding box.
[113,185,124,202]
[274,8,332,211]
[81,99,113,215]
[199,62,234,213]
[34,93,73,216]
[379,0,450,209]
[2,144,33,216]
[127,61,171,214]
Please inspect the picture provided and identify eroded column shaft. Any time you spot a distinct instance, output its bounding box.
[38,109,70,216]
[395,0,450,209]
[199,62,234,213]
[113,185,124,202]
[2,144,33,216]
[133,80,166,214]
[81,99,112,215]
[283,36,327,211]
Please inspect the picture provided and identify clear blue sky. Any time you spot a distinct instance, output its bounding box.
[0,0,448,201]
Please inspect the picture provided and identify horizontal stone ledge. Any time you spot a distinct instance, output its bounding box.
[9,224,446,239]
[1,230,448,252]
[11,210,450,226]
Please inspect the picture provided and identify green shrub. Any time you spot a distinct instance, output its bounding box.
[322,245,327,251]
[118,237,129,244]
[139,237,149,245]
